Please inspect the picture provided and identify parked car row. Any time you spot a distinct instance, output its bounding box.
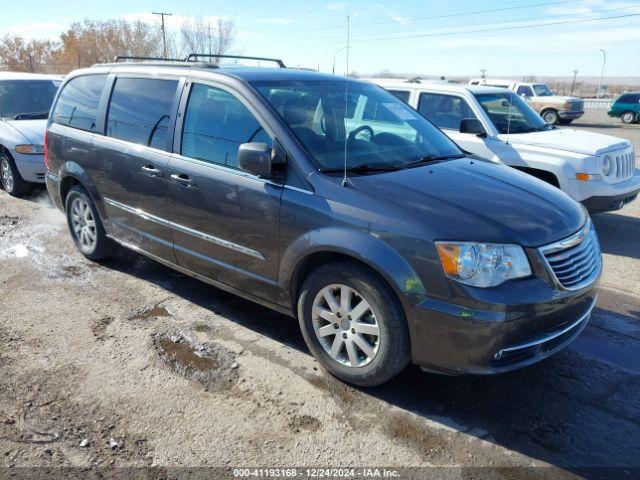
[0,59,635,386]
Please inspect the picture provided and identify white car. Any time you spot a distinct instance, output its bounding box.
[0,72,62,196]
[369,79,640,213]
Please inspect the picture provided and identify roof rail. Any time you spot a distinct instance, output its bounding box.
[114,55,186,63]
[185,54,286,68]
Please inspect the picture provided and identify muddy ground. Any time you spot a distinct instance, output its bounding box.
[0,112,639,479]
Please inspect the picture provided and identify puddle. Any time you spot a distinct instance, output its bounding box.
[128,304,172,321]
[153,331,238,390]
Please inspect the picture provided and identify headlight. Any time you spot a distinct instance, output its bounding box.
[15,144,45,155]
[602,155,613,176]
[436,242,531,287]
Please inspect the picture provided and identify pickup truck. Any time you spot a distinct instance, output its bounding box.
[468,78,584,125]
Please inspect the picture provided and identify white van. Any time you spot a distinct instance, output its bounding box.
[368,79,639,213]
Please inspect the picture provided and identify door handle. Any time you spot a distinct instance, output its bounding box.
[141,165,163,177]
[170,173,195,187]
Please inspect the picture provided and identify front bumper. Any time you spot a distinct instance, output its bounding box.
[563,172,640,209]
[404,275,599,375]
[12,151,46,183]
[558,110,584,120]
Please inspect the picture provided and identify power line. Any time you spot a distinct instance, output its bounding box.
[307,4,640,43]
[286,0,585,34]
[316,12,640,45]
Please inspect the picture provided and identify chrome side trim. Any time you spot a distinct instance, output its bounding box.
[104,197,265,260]
[495,296,597,359]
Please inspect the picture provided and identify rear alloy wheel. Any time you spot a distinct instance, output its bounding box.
[298,262,410,386]
[0,152,31,197]
[542,109,559,124]
[65,185,115,261]
[621,111,636,124]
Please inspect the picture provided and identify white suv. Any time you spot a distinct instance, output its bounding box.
[0,72,62,196]
[369,79,639,213]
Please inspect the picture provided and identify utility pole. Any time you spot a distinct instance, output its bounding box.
[208,21,213,56]
[152,12,172,59]
[597,49,606,99]
[570,70,578,96]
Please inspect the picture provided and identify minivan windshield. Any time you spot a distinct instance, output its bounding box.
[0,80,60,119]
[532,84,554,97]
[474,92,551,134]
[252,80,464,172]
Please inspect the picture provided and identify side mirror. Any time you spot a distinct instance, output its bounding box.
[238,142,274,177]
[459,118,486,137]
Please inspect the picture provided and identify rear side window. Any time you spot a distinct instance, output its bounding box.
[417,93,477,130]
[181,84,270,169]
[106,78,178,151]
[388,90,410,103]
[618,94,639,103]
[52,74,107,132]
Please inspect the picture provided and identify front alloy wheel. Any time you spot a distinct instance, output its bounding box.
[312,284,381,367]
[1,156,14,192]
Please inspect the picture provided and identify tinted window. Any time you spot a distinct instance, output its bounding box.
[0,80,60,118]
[388,90,410,103]
[181,84,270,169]
[618,94,639,103]
[417,93,477,130]
[52,75,107,132]
[106,78,178,151]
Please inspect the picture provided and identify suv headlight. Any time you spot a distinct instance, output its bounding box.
[436,242,531,287]
[602,154,613,176]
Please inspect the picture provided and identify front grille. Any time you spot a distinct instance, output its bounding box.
[613,148,636,181]
[569,100,584,112]
[540,222,601,290]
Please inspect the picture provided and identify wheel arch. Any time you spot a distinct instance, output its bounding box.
[513,165,560,188]
[58,161,106,218]
[280,228,427,312]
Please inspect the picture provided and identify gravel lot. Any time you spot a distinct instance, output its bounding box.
[0,109,639,479]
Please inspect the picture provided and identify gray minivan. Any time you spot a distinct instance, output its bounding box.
[45,58,601,386]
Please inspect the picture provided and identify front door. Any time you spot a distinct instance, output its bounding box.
[415,92,493,158]
[92,76,181,261]
[166,82,282,300]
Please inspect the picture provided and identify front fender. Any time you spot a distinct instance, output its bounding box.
[278,227,427,308]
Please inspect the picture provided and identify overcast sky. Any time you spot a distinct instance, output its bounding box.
[2,0,640,77]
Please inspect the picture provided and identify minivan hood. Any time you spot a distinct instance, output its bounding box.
[349,159,586,247]
[4,119,47,145]
[499,128,629,156]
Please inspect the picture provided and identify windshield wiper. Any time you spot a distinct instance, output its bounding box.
[320,162,403,174]
[12,111,49,120]
[398,154,466,169]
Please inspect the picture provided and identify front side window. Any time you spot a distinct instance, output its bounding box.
[474,92,550,134]
[0,80,60,119]
[106,78,178,151]
[252,80,463,172]
[52,75,107,132]
[388,90,410,103]
[181,84,270,168]
[516,86,533,98]
[532,84,554,96]
[417,93,477,130]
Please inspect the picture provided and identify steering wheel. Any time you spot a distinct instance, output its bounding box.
[348,125,375,142]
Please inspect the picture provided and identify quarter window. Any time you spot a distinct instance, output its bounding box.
[417,93,477,130]
[181,84,270,169]
[52,74,107,132]
[106,78,178,151]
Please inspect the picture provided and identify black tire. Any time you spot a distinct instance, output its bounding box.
[65,185,116,261]
[0,151,32,197]
[621,111,636,124]
[558,118,573,125]
[297,261,410,387]
[542,109,559,124]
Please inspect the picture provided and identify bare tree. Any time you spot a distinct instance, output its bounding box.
[180,17,235,60]
[0,35,56,72]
